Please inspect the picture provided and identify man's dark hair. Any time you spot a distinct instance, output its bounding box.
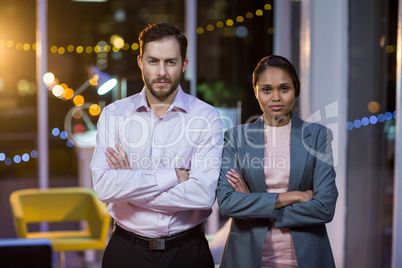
[139,22,188,62]
[252,55,300,97]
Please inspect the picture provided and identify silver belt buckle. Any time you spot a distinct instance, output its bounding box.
[149,238,165,250]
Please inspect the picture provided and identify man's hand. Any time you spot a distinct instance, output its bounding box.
[175,168,190,183]
[105,144,131,170]
[226,169,250,193]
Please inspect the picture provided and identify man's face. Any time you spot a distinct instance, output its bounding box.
[138,37,188,101]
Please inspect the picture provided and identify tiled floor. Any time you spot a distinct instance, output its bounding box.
[61,251,103,268]
[1,177,225,267]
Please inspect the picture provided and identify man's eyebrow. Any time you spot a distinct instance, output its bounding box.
[145,56,178,61]
[146,56,158,60]
[165,57,178,61]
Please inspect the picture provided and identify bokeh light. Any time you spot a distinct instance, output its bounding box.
[131,43,139,50]
[76,46,84,53]
[89,74,99,86]
[73,95,85,106]
[226,19,234,26]
[368,101,381,113]
[378,114,385,123]
[216,21,224,28]
[22,153,30,162]
[89,104,101,116]
[43,72,55,84]
[110,35,125,49]
[346,122,354,130]
[30,150,38,158]
[353,119,362,128]
[50,46,58,53]
[256,9,263,16]
[52,85,64,97]
[5,158,12,166]
[67,140,75,148]
[63,88,74,100]
[361,117,369,126]
[60,131,68,139]
[236,26,248,38]
[74,123,85,134]
[370,115,378,124]
[13,155,21,164]
[385,111,393,120]
[94,45,102,53]
[52,127,60,136]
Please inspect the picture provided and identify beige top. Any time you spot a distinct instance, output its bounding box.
[262,121,298,268]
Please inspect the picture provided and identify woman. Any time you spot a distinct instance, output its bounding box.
[216,55,338,268]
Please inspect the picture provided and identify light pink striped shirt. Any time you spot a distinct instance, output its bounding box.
[90,86,223,238]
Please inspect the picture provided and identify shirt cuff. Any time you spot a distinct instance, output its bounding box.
[155,168,178,192]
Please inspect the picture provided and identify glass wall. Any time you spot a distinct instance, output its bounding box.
[346,0,397,267]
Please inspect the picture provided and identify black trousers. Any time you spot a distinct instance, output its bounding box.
[102,227,215,268]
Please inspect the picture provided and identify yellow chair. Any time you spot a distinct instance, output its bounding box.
[9,187,111,266]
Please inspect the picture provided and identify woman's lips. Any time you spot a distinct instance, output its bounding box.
[270,105,283,111]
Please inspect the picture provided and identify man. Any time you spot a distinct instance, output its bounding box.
[90,22,223,268]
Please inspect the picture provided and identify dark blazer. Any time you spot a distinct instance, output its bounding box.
[217,112,338,268]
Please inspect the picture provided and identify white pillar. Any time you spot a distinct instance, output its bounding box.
[392,1,402,267]
[273,0,292,60]
[37,0,48,189]
[184,0,197,96]
[299,1,348,267]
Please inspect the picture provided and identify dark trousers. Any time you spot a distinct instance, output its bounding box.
[102,226,215,268]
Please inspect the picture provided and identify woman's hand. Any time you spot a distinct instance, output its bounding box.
[105,144,131,170]
[276,190,313,209]
[299,190,313,202]
[226,169,250,193]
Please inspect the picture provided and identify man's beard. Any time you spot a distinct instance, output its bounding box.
[143,74,181,101]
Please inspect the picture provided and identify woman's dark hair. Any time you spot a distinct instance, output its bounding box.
[139,22,188,62]
[252,55,300,97]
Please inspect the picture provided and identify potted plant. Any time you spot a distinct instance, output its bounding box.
[197,80,243,129]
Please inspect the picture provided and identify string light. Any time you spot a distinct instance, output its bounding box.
[346,111,396,130]
[0,3,275,49]
[0,127,78,166]
[1,109,397,166]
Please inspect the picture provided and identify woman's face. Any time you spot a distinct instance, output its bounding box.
[254,67,296,127]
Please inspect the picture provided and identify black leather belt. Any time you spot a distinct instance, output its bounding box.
[113,223,205,250]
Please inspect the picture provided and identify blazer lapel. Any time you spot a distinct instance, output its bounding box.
[243,116,267,193]
[288,112,311,191]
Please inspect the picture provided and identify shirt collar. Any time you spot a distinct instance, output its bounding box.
[134,85,189,114]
